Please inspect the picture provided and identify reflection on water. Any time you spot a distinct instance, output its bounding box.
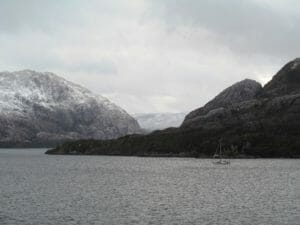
[0,149,299,225]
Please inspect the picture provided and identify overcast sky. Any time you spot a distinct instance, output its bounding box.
[0,0,299,113]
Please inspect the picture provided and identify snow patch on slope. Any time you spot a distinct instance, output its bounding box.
[0,70,141,145]
[133,112,187,131]
[0,70,121,114]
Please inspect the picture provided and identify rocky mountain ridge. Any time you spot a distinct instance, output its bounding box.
[0,70,141,147]
[263,58,300,96]
[47,58,300,157]
[182,79,263,129]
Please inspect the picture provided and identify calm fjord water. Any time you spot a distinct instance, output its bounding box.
[0,149,299,225]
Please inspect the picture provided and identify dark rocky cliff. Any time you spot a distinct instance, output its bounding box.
[181,79,263,130]
[47,59,300,157]
[263,58,300,96]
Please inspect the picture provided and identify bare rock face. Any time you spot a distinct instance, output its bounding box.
[182,79,263,129]
[263,58,300,96]
[182,58,300,131]
[0,70,141,147]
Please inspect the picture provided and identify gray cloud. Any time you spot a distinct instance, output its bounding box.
[0,0,76,33]
[149,0,300,58]
[0,0,299,113]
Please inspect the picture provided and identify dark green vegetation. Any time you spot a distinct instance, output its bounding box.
[46,59,300,158]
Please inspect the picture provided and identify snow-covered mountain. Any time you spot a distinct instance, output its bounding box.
[133,112,186,131]
[0,70,141,147]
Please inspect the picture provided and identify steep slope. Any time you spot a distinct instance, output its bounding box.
[133,112,186,131]
[263,58,300,96]
[47,59,300,157]
[0,70,141,147]
[182,79,262,129]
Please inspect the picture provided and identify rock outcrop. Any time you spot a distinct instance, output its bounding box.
[47,59,300,157]
[182,79,263,129]
[0,70,141,147]
[263,58,300,96]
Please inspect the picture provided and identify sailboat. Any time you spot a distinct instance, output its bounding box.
[213,138,230,165]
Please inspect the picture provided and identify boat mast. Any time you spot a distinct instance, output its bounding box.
[219,138,223,159]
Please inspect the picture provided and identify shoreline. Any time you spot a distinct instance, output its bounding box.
[1,148,298,158]
[44,150,300,159]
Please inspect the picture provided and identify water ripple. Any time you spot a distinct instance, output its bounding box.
[0,149,299,225]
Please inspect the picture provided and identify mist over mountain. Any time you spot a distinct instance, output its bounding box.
[0,70,141,147]
[48,59,300,158]
[133,112,186,132]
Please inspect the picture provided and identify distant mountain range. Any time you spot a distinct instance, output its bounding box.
[47,58,300,158]
[133,112,186,132]
[0,70,141,147]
